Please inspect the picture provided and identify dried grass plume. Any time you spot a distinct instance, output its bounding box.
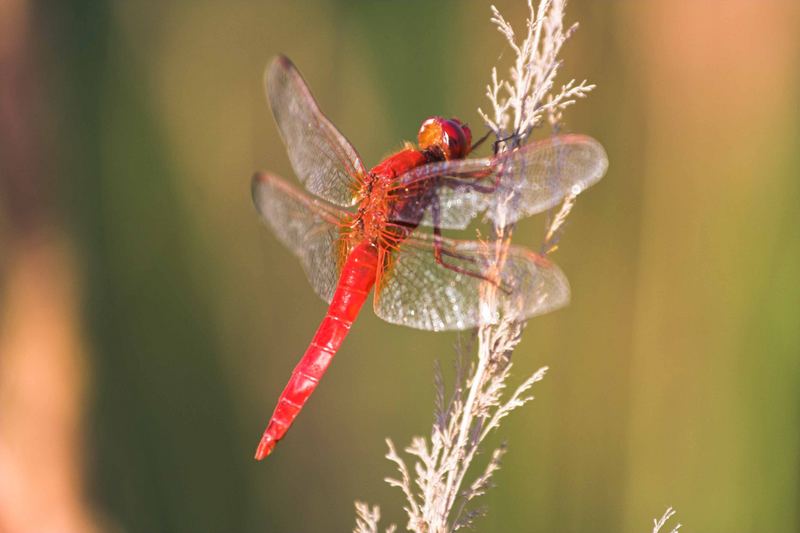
[354,1,613,531]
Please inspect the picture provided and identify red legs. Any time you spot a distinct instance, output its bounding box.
[429,199,510,293]
[431,229,512,295]
[373,246,388,307]
[441,168,503,195]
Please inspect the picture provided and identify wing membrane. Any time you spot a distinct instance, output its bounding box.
[374,233,570,331]
[389,134,607,229]
[267,55,366,206]
[489,133,607,224]
[252,172,351,303]
[419,186,490,230]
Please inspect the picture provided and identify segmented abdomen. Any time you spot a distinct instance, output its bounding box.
[254,242,378,460]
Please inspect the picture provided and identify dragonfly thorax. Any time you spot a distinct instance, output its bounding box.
[357,173,392,240]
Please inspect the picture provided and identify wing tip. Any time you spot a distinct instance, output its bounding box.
[586,137,610,180]
[515,248,572,318]
[575,134,610,180]
[265,54,296,93]
[251,170,273,192]
[269,53,294,71]
[554,133,610,189]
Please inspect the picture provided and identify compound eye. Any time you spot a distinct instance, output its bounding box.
[440,119,469,159]
[449,119,472,153]
[417,116,471,160]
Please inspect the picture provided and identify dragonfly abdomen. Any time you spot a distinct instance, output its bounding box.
[255,242,378,460]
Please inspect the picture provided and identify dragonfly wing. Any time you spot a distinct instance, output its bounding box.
[389,134,607,229]
[252,172,351,303]
[374,232,570,331]
[388,158,494,230]
[419,186,490,230]
[267,55,366,207]
[490,133,608,225]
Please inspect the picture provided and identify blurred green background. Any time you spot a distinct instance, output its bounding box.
[1,0,798,532]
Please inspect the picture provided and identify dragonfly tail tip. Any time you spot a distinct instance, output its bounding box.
[254,435,277,461]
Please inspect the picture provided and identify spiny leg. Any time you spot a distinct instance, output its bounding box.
[429,198,505,289]
[441,168,502,195]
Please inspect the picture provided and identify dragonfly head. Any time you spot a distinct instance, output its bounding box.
[417,116,473,161]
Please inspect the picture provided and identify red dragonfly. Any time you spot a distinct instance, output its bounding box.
[252,55,607,460]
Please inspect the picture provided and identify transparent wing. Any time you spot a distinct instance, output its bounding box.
[374,233,570,331]
[266,55,367,207]
[487,133,608,224]
[252,172,351,303]
[419,186,490,230]
[389,134,608,229]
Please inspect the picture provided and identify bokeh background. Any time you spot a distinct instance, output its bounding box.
[1,0,798,532]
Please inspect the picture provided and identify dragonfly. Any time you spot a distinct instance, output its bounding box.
[252,55,607,460]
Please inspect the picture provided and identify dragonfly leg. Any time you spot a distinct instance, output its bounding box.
[441,171,501,194]
[492,130,525,154]
[433,241,495,284]
[469,129,492,154]
[432,235,512,295]
[429,199,505,289]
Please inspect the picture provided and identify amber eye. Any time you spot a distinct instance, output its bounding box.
[417,116,471,160]
[417,117,444,153]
